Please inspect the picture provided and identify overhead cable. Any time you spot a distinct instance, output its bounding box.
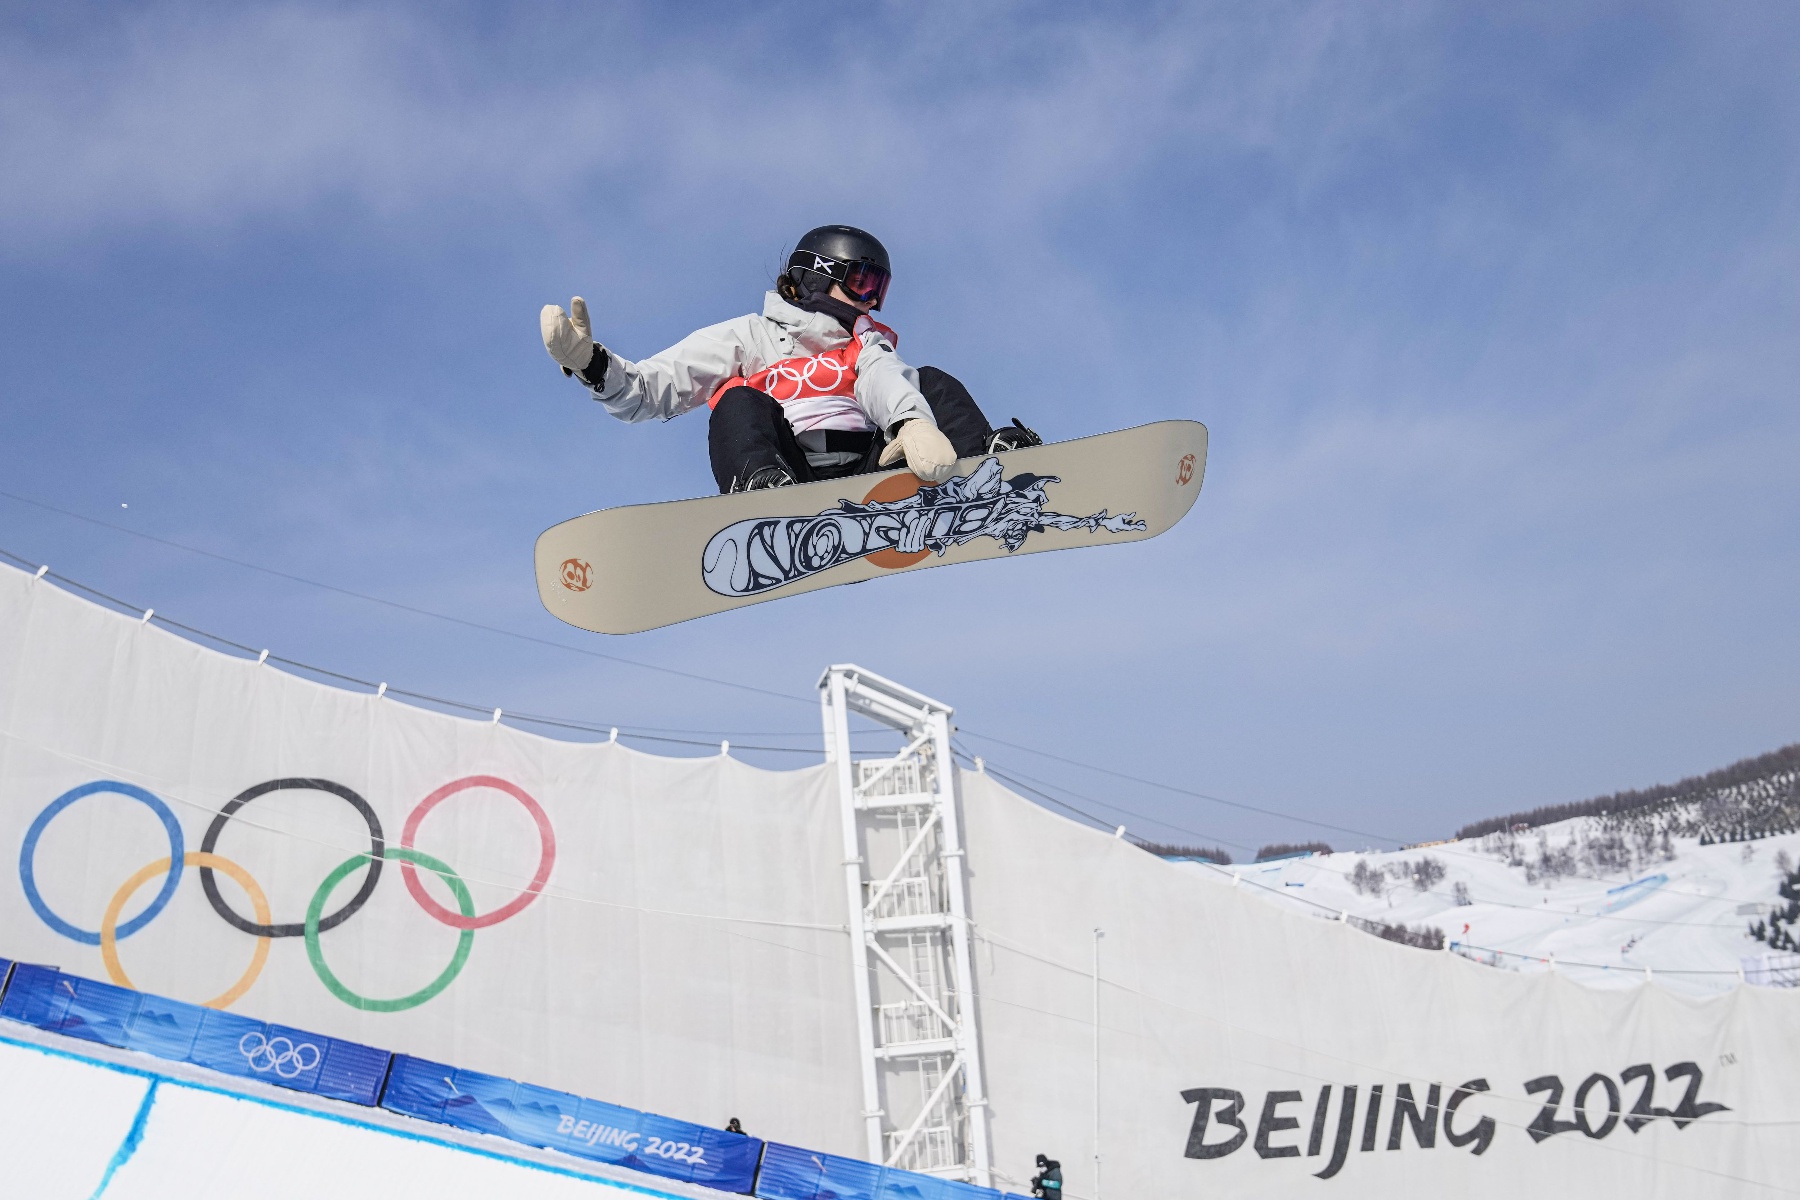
[954,758,1782,936]
[0,489,813,708]
[1206,852,1765,933]
[958,725,1404,845]
[0,550,829,756]
[961,747,1722,942]
[0,568,1774,1013]
[4,487,1404,845]
[957,744,1258,855]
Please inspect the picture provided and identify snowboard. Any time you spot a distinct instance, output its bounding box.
[535,419,1207,634]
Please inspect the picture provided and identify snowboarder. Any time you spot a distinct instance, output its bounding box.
[540,224,1040,494]
[1029,1153,1063,1199]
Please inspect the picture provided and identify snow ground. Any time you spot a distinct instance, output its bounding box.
[1187,820,1800,996]
[0,1030,713,1200]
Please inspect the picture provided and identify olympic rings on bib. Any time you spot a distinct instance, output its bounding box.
[21,781,186,945]
[18,774,555,1013]
[761,353,853,402]
[400,775,555,929]
[101,851,273,1009]
[200,778,385,939]
[306,848,474,1012]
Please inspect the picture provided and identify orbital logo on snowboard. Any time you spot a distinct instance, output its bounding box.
[700,456,1145,598]
[560,558,593,591]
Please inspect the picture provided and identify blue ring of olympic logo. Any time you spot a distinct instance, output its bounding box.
[20,781,186,945]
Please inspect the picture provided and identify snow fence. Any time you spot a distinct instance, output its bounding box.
[2,560,1799,1197]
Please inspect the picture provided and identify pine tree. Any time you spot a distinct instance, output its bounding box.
[1750,861,1800,950]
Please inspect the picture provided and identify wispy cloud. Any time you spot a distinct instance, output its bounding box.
[2,1,1798,843]
[0,4,1442,244]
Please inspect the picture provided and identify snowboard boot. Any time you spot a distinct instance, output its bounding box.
[738,464,796,492]
[986,418,1043,454]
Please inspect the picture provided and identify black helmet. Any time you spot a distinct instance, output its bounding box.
[784,225,892,309]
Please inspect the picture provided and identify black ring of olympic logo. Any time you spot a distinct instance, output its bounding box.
[199,778,384,939]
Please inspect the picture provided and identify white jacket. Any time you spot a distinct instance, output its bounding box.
[583,292,936,435]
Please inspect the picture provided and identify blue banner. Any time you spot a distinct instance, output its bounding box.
[753,1141,1008,1200]
[382,1054,763,1192]
[0,965,388,1105]
[0,964,1023,1200]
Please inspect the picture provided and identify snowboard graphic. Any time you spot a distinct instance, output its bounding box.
[536,419,1207,634]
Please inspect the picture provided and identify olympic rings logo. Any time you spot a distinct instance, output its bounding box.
[18,775,556,1013]
[759,351,854,402]
[239,1032,321,1078]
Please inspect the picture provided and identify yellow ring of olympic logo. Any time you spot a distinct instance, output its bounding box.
[100,851,273,1010]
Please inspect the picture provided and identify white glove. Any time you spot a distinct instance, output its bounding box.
[540,297,595,372]
[878,419,958,483]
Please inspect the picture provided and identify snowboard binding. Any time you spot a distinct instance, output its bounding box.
[987,418,1043,454]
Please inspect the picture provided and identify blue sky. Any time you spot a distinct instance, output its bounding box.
[2,1,1796,855]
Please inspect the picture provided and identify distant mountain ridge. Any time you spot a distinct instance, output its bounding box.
[1456,743,1800,841]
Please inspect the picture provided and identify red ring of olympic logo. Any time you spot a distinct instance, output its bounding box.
[400,775,556,929]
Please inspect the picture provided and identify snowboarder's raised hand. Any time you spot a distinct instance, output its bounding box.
[878,418,957,483]
[541,297,595,372]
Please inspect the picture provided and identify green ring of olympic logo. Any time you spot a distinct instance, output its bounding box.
[305,847,475,1012]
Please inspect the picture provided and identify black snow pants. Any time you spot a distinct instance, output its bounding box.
[708,366,995,494]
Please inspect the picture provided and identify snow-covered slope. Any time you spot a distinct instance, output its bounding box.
[0,1028,714,1200]
[1187,821,1800,995]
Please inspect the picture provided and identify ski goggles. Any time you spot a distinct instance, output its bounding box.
[789,253,892,308]
[837,259,892,307]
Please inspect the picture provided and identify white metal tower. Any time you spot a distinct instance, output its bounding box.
[820,664,992,1187]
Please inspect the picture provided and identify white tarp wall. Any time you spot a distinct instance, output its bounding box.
[2,561,1797,1197]
[961,776,1800,1196]
[0,563,860,1150]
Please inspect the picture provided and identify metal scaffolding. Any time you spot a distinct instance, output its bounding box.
[820,664,992,1187]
